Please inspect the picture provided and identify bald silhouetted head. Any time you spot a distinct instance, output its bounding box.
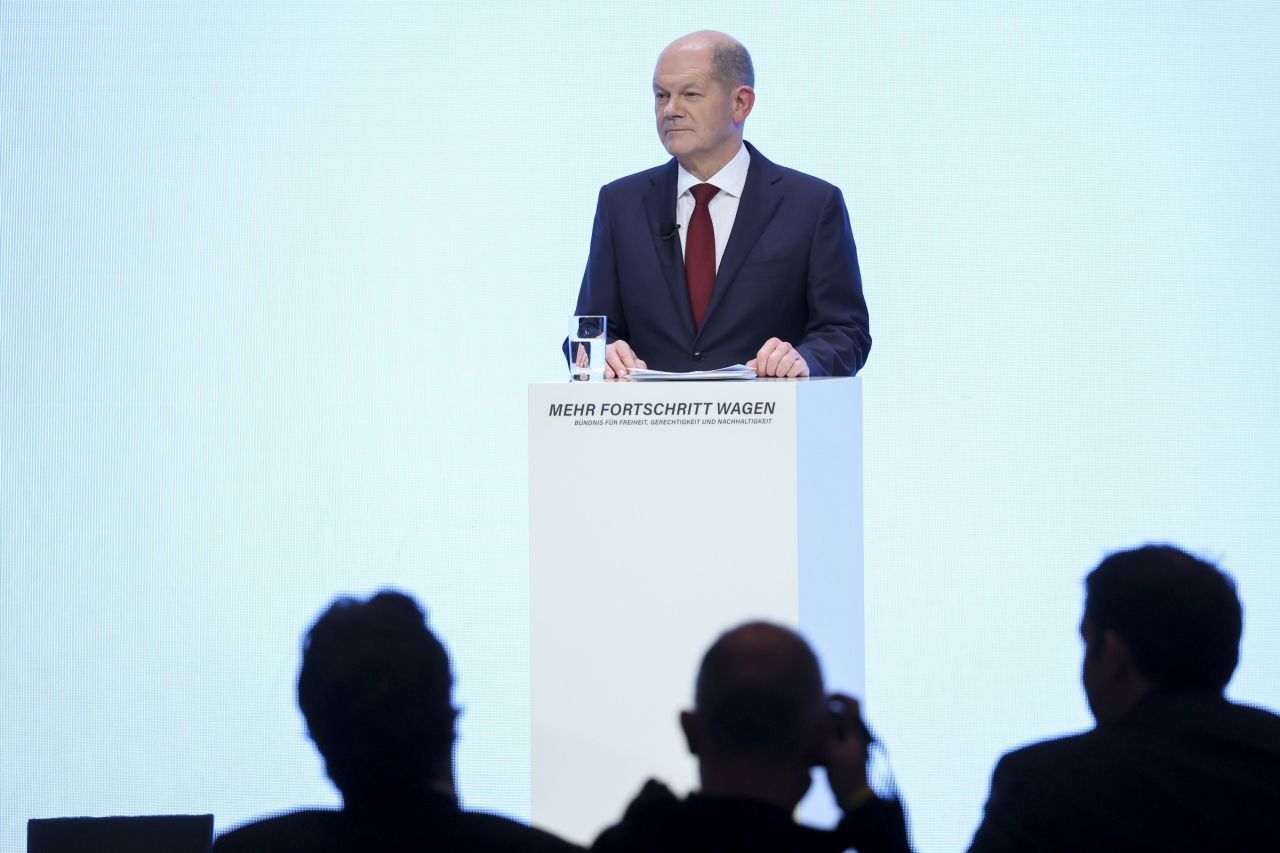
[686,617,824,763]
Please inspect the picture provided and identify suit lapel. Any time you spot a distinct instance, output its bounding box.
[699,144,783,338]
[641,160,696,338]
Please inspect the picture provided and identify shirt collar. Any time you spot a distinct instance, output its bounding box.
[676,142,751,199]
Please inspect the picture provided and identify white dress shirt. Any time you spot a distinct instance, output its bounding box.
[676,143,751,271]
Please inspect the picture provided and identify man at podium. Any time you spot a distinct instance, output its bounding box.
[571,30,871,380]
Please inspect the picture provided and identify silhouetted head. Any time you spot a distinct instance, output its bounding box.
[1081,544,1242,723]
[681,622,826,810]
[297,591,458,806]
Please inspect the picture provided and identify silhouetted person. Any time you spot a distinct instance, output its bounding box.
[968,544,1280,852]
[592,621,911,853]
[214,591,581,853]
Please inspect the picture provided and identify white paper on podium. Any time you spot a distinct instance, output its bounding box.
[624,364,756,381]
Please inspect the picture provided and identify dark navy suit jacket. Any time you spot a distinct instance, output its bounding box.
[968,692,1280,852]
[571,142,870,376]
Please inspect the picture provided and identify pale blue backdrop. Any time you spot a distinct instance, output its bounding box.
[3,3,1278,851]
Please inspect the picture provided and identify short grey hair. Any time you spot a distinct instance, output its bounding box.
[712,39,754,90]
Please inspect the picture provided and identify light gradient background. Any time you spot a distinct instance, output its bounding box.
[3,3,1278,852]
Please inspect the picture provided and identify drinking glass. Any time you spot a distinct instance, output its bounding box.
[569,315,607,382]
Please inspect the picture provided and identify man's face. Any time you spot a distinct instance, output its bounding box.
[1081,612,1127,723]
[1080,615,1103,718]
[652,45,746,171]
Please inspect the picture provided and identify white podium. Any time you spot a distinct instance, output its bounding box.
[528,377,864,844]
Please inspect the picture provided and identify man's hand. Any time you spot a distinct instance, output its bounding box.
[747,338,810,378]
[821,693,871,807]
[605,340,647,379]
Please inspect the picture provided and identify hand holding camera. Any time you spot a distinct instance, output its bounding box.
[821,692,873,806]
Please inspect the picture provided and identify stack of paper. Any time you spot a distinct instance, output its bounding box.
[624,364,757,381]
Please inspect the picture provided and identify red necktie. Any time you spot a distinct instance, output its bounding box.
[685,183,720,329]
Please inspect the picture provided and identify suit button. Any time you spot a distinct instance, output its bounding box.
[693,351,705,363]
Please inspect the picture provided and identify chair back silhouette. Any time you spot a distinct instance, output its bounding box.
[28,814,214,853]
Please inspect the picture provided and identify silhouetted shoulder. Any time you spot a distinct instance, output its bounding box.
[972,697,1280,853]
[455,810,586,853]
[993,729,1098,778]
[592,779,684,852]
[592,779,850,853]
[212,810,345,853]
[213,808,583,853]
[1171,695,1280,744]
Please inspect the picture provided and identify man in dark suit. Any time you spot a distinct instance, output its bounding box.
[571,31,870,379]
[968,545,1280,852]
[592,622,911,853]
[213,591,581,853]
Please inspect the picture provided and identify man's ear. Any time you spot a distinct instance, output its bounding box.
[732,85,755,124]
[680,710,700,756]
[1097,628,1137,679]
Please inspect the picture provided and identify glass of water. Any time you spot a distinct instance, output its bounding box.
[569,315,607,382]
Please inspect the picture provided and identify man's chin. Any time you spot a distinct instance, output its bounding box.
[662,139,692,157]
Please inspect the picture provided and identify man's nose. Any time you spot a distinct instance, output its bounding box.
[663,98,681,119]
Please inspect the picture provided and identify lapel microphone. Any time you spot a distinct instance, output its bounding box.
[658,221,681,240]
